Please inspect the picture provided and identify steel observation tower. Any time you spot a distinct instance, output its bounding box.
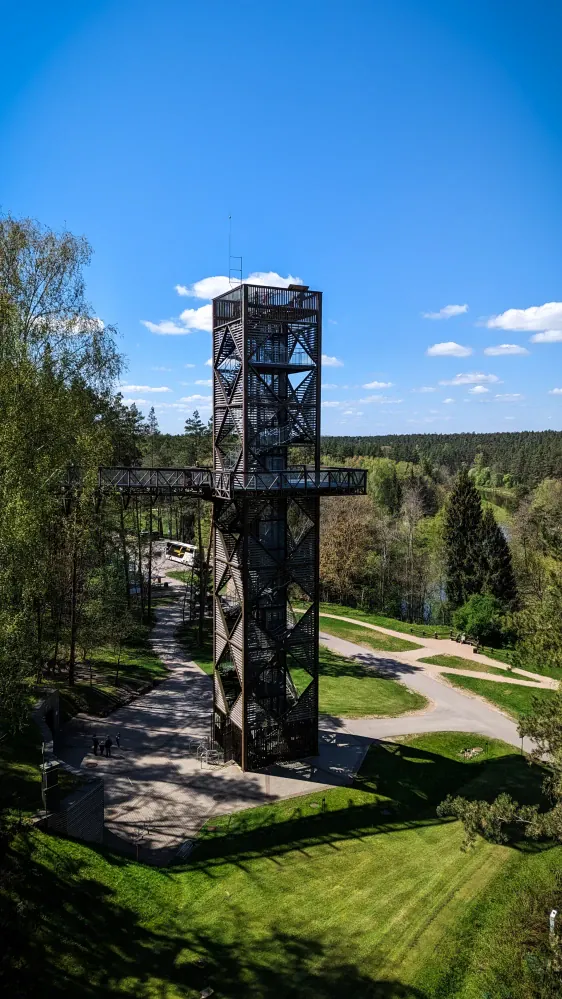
[99,282,366,771]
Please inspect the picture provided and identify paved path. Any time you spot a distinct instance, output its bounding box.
[61,583,366,861]
[60,577,551,862]
[314,610,556,688]
[319,630,537,751]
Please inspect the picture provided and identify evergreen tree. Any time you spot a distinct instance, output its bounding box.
[184,409,208,465]
[443,468,484,609]
[480,507,517,607]
[147,406,159,467]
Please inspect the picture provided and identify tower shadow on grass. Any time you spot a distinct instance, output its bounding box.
[186,737,550,873]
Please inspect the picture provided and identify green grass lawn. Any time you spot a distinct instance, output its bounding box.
[316,614,422,653]
[176,619,214,675]
[441,672,557,720]
[0,721,43,820]
[166,568,190,582]
[292,645,427,717]
[317,601,451,638]
[419,653,514,677]
[481,643,562,682]
[2,731,555,999]
[39,629,167,720]
[166,568,200,585]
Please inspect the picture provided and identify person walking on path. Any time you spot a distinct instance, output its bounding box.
[105,736,113,758]
[116,732,120,749]
[92,735,99,756]
[99,740,105,757]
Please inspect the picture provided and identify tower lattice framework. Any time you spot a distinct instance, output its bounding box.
[212,285,330,769]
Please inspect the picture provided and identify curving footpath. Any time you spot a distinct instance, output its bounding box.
[319,629,541,750]
[60,582,554,861]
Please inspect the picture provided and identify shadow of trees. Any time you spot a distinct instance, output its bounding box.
[318,645,418,682]
[0,740,551,998]
[0,829,428,999]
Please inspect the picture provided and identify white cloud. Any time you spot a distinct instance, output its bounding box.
[495,393,523,402]
[155,400,212,411]
[423,304,469,320]
[153,402,190,411]
[505,416,516,421]
[119,384,172,393]
[484,344,529,356]
[178,304,213,332]
[152,366,172,371]
[141,320,194,335]
[195,379,212,386]
[414,386,437,393]
[179,394,212,403]
[362,380,393,389]
[141,302,212,336]
[122,398,148,406]
[322,354,344,367]
[530,330,562,343]
[321,383,338,389]
[45,315,104,336]
[176,272,304,301]
[205,358,212,366]
[443,398,455,404]
[359,395,403,405]
[469,385,489,395]
[440,372,501,386]
[549,388,562,395]
[427,341,472,357]
[322,400,341,408]
[487,302,562,331]
[184,363,196,368]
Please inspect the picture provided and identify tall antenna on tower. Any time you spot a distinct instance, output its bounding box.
[228,215,243,286]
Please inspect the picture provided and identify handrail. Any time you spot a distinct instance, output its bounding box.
[94,466,366,498]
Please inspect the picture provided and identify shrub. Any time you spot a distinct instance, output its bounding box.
[453,593,505,645]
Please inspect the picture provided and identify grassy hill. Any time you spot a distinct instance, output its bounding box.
[2,731,558,999]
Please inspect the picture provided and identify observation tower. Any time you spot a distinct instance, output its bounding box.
[210,283,365,769]
[98,282,366,771]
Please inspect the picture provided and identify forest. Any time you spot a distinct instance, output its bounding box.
[321,432,562,485]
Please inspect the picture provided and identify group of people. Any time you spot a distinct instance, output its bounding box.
[92,732,120,757]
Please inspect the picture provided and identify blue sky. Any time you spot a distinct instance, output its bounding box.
[2,0,562,434]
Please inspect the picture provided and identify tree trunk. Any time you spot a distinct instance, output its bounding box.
[134,498,145,621]
[197,499,205,645]
[35,599,43,681]
[114,641,122,687]
[119,501,131,608]
[68,542,78,687]
[147,503,153,622]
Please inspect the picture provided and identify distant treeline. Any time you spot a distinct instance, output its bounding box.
[321,431,562,485]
